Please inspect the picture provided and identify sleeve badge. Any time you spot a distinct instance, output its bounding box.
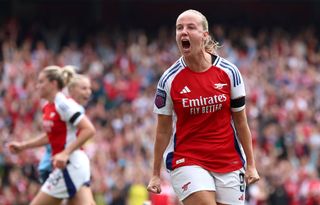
[155,89,166,109]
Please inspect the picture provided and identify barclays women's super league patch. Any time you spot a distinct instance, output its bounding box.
[155,89,166,108]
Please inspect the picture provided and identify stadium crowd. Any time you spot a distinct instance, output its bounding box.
[0,18,320,205]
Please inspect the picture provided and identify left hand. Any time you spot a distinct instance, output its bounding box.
[245,165,260,185]
[147,175,162,194]
[52,151,69,169]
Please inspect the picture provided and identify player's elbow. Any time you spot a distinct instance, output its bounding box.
[81,123,96,140]
[87,125,96,139]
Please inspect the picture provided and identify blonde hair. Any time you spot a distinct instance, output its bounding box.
[42,65,76,90]
[61,65,77,86]
[68,74,90,90]
[180,9,220,54]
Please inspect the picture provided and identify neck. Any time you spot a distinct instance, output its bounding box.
[183,52,212,72]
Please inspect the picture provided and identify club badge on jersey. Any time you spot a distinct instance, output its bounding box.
[155,89,166,108]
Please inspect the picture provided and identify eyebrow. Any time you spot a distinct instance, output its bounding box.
[176,23,197,27]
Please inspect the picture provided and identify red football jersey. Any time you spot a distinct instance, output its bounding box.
[42,92,84,156]
[154,55,246,173]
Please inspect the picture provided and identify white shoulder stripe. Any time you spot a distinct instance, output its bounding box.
[180,57,187,67]
[159,58,185,89]
[218,59,241,87]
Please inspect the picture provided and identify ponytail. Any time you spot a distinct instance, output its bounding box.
[204,35,220,54]
[61,65,77,87]
[41,65,76,90]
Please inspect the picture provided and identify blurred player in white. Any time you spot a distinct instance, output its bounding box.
[65,71,96,205]
[147,9,259,205]
[8,66,96,205]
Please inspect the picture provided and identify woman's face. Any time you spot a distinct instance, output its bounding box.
[36,72,55,100]
[69,78,92,106]
[176,11,207,57]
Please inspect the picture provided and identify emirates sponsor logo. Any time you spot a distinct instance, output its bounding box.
[182,94,227,108]
[181,94,227,115]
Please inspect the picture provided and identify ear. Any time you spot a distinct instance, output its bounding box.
[50,79,59,89]
[203,31,209,40]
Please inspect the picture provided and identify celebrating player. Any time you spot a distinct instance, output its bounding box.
[147,9,259,205]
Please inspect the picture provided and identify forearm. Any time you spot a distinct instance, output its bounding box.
[235,122,255,167]
[153,133,171,176]
[152,115,172,177]
[64,128,95,155]
[234,115,260,184]
[22,133,49,149]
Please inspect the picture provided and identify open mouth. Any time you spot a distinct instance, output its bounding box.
[83,96,90,102]
[181,40,191,49]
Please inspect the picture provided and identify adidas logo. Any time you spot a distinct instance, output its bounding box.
[180,86,191,94]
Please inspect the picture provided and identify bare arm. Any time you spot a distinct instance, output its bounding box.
[8,133,48,154]
[53,115,96,169]
[64,116,96,155]
[232,109,255,167]
[148,114,172,193]
[153,114,173,176]
[232,108,259,184]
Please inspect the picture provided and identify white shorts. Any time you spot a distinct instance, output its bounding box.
[170,165,246,205]
[41,150,91,199]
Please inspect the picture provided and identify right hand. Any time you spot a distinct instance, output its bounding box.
[52,150,69,169]
[147,175,161,194]
[245,165,260,185]
[7,142,25,154]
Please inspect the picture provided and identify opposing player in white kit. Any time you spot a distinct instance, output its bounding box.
[8,66,96,205]
[147,9,259,205]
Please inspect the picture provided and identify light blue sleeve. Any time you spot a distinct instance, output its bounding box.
[38,144,52,172]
